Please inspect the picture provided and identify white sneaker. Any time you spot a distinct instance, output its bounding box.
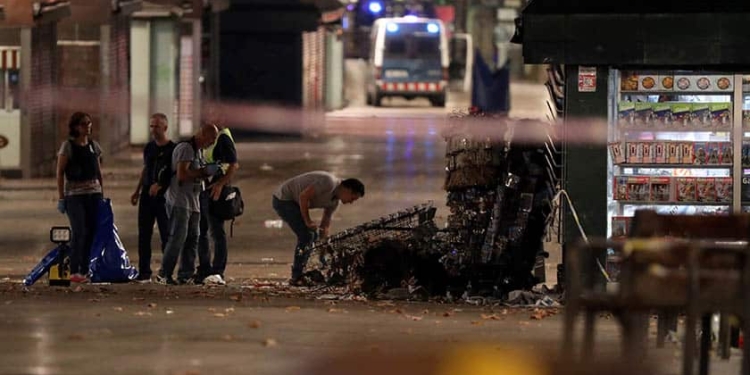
[203,274,226,285]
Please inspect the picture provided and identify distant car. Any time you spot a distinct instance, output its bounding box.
[366,17,449,107]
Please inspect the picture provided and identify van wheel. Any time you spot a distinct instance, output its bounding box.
[430,94,446,107]
[374,94,384,107]
[366,92,373,106]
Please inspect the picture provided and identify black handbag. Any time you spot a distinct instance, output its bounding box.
[209,185,245,236]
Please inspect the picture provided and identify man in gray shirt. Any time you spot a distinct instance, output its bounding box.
[272,171,365,284]
[158,124,219,285]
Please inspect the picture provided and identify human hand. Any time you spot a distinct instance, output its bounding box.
[57,199,66,214]
[209,183,224,201]
[130,191,139,206]
[204,164,220,176]
[319,227,329,239]
[305,221,318,231]
[148,183,161,197]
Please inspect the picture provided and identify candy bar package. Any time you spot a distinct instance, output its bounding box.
[654,142,666,164]
[608,142,625,164]
[614,176,629,200]
[652,103,673,128]
[681,142,694,164]
[611,216,632,238]
[672,103,692,128]
[667,142,681,164]
[626,177,651,201]
[676,177,697,202]
[715,177,732,203]
[710,102,732,130]
[641,142,655,164]
[618,102,636,128]
[691,103,712,129]
[697,178,717,203]
[720,142,733,165]
[743,143,750,167]
[634,102,653,128]
[706,142,721,165]
[626,142,641,164]
[650,177,671,202]
[693,142,708,165]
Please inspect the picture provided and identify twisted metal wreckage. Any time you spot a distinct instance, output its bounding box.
[301,109,562,299]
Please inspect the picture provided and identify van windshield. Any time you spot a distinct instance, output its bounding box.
[383,23,441,60]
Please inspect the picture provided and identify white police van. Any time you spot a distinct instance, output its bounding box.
[366,16,449,107]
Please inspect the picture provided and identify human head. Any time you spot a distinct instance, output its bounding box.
[149,113,168,141]
[196,123,219,149]
[68,112,92,138]
[338,178,365,204]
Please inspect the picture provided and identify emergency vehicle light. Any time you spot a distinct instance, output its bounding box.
[386,23,399,33]
[50,226,71,244]
[368,1,382,13]
[427,23,439,33]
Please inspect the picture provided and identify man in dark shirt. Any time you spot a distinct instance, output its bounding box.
[196,125,239,285]
[130,113,175,282]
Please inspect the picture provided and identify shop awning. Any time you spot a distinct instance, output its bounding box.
[516,0,750,66]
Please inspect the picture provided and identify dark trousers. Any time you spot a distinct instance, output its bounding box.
[197,192,228,278]
[65,193,102,275]
[272,196,317,280]
[137,191,169,278]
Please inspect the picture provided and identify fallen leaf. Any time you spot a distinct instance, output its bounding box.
[248,321,261,329]
[88,298,100,303]
[147,303,157,308]
[229,294,242,302]
[133,297,145,301]
[113,307,123,312]
[422,309,430,315]
[481,314,503,321]
[376,301,395,307]
[389,308,404,314]
[134,311,152,316]
[73,286,83,293]
[166,309,174,315]
[67,333,85,341]
[263,338,278,347]
[285,306,301,312]
[208,308,217,312]
[406,315,423,321]
[213,313,226,318]
[327,308,343,313]
[471,321,484,326]
[225,307,235,313]
[442,310,455,317]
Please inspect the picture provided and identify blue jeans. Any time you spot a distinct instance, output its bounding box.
[197,192,228,278]
[272,196,317,280]
[137,191,169,278]
[65,193,102,275]
[160,204,200,281]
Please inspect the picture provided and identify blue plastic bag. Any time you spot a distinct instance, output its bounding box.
[88,198,138,283]
[23,246,62,286]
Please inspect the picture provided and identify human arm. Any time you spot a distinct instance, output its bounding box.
[209,162,239,200]
[56,154,67,201]
[132,167,144,205]
[319,206,336,238]
[298,185,318,230]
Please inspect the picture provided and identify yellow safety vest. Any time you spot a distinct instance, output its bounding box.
[205,127,235,174]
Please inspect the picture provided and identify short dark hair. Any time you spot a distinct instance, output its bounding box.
[151,113,168,123]
[341,178,365,197]
[68,112,90,137]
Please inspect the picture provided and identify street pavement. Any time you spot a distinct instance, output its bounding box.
[0,83,743,374]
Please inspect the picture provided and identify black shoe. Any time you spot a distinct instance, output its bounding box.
[135,274,152,283]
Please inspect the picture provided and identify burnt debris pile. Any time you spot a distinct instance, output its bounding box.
[302,110,561,299]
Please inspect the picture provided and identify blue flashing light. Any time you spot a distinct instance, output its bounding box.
[427,23,439,33]
[386,23,399,33]
[404,15,418,20]
[368,2,382,13]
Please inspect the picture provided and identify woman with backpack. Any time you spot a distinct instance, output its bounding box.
[55,112,104,283]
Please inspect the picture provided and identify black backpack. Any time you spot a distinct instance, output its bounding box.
[209,185,244,236]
